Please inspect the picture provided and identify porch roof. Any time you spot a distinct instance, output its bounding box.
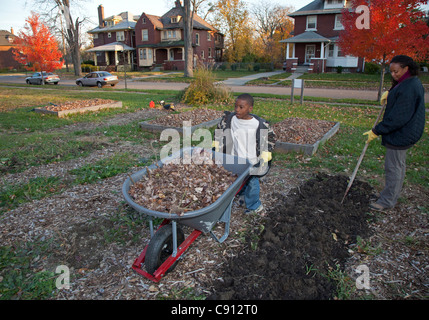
[86,42,135,52]
[280,31,332,43]
[137,40,186,48]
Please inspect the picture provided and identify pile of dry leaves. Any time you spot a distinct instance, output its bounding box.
[42,99,115,111]
[129,149,237,215]
[273,117,336,144]
[148,108,224,127]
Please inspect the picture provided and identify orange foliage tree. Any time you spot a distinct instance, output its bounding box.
[338,0,429,100]
[13,13,64,75]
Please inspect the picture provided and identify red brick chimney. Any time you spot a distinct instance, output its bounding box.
[98,5,104,28]
[175,0,182,8]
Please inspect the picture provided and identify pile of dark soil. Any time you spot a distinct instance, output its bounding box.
[209,173,373,299]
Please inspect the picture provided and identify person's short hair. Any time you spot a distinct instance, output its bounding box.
[236,93,254,107]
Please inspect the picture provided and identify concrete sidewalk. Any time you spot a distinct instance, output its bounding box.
[220,71,285,86]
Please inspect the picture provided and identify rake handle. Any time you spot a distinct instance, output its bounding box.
[341,103,386,204]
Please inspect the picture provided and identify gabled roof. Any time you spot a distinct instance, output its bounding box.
[88,20,136,33]
[0,30,17,46]
[159,6,217,31]
[88,4,220,34]
[289,0,344,17]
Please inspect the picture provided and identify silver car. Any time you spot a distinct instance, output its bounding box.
[25,72,60,85]
[76,71,119,88]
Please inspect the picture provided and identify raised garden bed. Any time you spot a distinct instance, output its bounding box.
[34,99,122,117]
[273,117,340,155]
[139,108,224,134]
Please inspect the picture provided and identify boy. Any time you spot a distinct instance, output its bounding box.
[214,93,276,214]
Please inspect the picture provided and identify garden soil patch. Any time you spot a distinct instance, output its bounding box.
[209,173,373,300]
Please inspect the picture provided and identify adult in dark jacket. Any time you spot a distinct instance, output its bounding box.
[364,55,425,211]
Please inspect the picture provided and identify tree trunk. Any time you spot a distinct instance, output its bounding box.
[61,1,82,76]
[183,0,194,78]
[377,53,386,102]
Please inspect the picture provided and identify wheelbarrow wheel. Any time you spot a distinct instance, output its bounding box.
[145,224,185,276]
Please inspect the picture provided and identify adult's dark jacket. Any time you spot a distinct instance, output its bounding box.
[373,76,425,149]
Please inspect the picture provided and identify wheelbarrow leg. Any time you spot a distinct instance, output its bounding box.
[209,199,233,243]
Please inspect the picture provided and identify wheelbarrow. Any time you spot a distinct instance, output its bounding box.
[122,147,254,282]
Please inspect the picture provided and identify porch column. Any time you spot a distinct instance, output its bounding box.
[286,43,290,59]
[114,51,118,65]
[105,52,109,65]
[93,53,97,66]
[320,42,325,59]
[292,43,296,58]
[181,47,184,60]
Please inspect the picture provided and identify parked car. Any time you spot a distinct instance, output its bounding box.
[26,72,60,85]
[76,71,119,88]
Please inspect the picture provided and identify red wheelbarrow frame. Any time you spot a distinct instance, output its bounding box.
[131,221,202,282]
[131,181,248,283]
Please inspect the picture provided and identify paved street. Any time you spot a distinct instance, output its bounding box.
[1,73,428,102]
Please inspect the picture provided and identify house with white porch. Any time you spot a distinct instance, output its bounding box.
[280,0,364,73]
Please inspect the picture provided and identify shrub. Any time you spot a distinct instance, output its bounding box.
[81,64,98,73]
[364,62,380,74]
[180,66,233,106]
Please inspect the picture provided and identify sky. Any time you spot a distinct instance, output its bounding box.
[0,0,313,33]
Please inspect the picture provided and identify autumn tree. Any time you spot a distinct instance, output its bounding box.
[13,12,63,81]
[251,1,294,63]
[338,0,429,100]
[212,0,252,62]
[32,0,87,76]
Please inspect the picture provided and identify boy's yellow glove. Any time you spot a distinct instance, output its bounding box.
[260,151,272,163]
[212,140,219,152]
[363,130,378,143]
[380,91,388,105]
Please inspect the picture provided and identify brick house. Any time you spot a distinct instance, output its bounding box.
[87,1,224,71]
[0,29,21,70]
[87,7,137,70]
[281,0,364,73]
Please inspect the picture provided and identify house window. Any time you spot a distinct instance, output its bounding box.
[142,18,146,24]
[201,50,205,59]
[169,50,174,60]
[334,14,344,30]
[208,47,212,58]
[337,46,345,57]
[328,44,335,57]
[142,29,148,41]
[306,16,317,30]
[93,33,98,39]
[207,33,211,41]
[327,0,343,4]
[116,31,125,41]
[108,32,112,38]
[196,33,200,46]
[140,48,153,60]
